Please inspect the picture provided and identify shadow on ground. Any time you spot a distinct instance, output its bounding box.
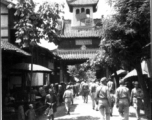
[56,115,100,120]
[55,104,78,118]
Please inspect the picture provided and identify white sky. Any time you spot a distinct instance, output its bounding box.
[34,0,113,19]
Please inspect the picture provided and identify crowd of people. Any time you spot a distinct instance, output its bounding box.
[87,77,144,120]
[4,78,144,120]
[41,78,144,120]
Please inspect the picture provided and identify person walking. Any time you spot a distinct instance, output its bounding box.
[107,78,114,94]
[90,80,98,110]
[39,86,46,104]
[18,105,25,120]
[107,78,115,116]
[81,80,90,103]
[115,79,130,120]
[45,89,57,120]
[25,104,36,120]
[95,77,111,120]
[57,84,64,106]
[63,85,73,115]
[130,81,144,120]
[109,90,115,116]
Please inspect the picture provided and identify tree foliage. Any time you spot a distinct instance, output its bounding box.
[97,0,150,117]
[67,64,96,82]
[98,0,150,70]
[13,0,64,47]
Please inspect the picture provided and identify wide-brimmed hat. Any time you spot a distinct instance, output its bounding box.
[66,85,70,89]
[100,77,107,83]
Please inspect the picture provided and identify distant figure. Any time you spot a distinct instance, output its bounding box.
[70,84,74,104]
[95,77,111,120]
[109,90,115,116]
[58,84,64,106]
[131,81,144,120]
[90,80,98,110]
[39,86,46,104]
[63,85,73,115]
[45,89,57,120]
[81,80,90,103]
[107,78,114,94]
[75,82,80,96]
[116,79,130,120]
[18,105,25,120]
[25,104,36,120]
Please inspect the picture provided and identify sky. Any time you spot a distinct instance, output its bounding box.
[34,0,113,19]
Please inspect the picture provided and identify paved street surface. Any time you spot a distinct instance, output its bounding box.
[38,96,147,120]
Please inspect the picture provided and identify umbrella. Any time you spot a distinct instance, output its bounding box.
[11,63,52,72]
[123,69,148,80]
[123,61,148,80]
[111,69,127,76]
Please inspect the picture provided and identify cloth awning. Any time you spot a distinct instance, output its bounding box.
[123,61,148,80]
[11,63,52,72]
[123,69,147,80]
[111,69,127,76]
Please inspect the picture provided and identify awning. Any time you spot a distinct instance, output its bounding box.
[111,69,127,76]
[123,61,148,80]
[123,69,147,80]
[11,63,51,72]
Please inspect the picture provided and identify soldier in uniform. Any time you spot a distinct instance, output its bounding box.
[90,80,98,110]
[63,85,73,115]
[95,77,111,120]
[81,80,90,103]
[115,79,130,120]
[107,78,114,94]
[130,81,144,120]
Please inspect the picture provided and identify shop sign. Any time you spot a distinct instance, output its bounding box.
[75,39,92,45]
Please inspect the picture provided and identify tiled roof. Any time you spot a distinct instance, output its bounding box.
[60,19,103,38]
[66,0,99,6]
[60,29,102,38]
[57,49,98,60]
[1,40,31,56]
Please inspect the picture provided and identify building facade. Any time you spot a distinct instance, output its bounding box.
[57,0,106,82]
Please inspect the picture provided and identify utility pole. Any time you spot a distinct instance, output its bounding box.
[0,41,2,120]
[150,0,152,74]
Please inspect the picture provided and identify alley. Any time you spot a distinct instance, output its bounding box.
[38,96,147,120]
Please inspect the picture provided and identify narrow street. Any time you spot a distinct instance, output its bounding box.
[38,96,147,120]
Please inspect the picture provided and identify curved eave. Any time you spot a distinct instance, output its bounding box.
[59,35,101,38]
